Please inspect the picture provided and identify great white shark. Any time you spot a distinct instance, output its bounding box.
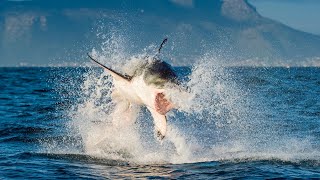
[88,38,186,140]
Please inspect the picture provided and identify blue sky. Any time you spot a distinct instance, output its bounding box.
[249,0,320,35]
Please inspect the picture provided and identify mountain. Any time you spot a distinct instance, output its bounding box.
[1,0,320,66]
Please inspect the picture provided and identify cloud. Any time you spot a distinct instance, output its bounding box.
[39,15,47,30]
[170,0,194,8]
[62,8,119,21]
[5,13,36,40]
[4,12,47,41]
[6,0,32,1]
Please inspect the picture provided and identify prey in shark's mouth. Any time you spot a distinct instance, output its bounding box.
[88,38,187,140]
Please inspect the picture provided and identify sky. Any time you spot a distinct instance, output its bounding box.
[1,0,320,66]
[249,0,320,35]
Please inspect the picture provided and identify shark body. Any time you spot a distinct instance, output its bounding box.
[88,39,181,140]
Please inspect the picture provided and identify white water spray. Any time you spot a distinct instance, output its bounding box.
[46,31,320,165]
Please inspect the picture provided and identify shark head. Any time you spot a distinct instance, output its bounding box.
[143,59,177,88]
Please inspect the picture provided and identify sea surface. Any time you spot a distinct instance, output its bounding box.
[0,66,319,179]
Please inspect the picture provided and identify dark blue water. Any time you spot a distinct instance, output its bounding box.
[0,67,319,179]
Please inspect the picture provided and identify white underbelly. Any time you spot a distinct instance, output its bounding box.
[113,78,142,104]
[113,75,164,109]
[131,76,159,109]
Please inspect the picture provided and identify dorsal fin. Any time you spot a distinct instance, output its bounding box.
[87,53,132,81]
[158,38,168,54]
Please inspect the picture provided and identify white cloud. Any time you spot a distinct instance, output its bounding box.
[40,15,47,30]
[4,12,47,41]
[6,0,32,1]
[5,13,36,40]
[62,8,118,21]
[170,0,194,8]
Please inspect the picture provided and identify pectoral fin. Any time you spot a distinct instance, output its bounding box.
[87,53,132,81]
[147,107,167,140]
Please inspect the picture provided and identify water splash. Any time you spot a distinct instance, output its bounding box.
[44,31,320,165]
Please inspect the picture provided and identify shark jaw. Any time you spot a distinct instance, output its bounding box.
[88,54,178,140]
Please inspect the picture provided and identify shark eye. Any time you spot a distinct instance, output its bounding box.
[153,79,167,87]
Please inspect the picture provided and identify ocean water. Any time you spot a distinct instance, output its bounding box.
[0,66,319,179]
